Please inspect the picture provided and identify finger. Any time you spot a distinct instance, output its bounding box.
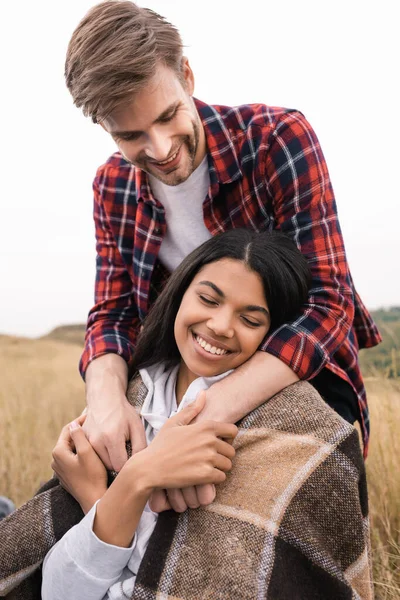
[107,440,129,473]
[149,490,171,513]
[213,454,233,473]
[164,392,206,429]
[69,421,93,454]
[91,444,113,471]
[209,422,238,440]
[76,413,87,426]
[56,423,75,446]
[128,418,147,455]
[181,486,200,509]
[215,438,236,459]
[195,484,216,506]
[84,431,113,470]
[211,468,227,484]
[166,488,188,513]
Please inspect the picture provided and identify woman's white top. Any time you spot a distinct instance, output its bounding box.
[41,364,230,600]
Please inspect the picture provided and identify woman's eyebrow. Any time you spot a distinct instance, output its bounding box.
[245,305,270,318]
[198,281,224,297]
[197,281,270,318]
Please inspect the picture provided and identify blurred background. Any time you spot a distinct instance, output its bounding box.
[0,0,399,337]
[0,1,399,597]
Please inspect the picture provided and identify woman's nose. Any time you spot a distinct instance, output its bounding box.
[207,311,234,338]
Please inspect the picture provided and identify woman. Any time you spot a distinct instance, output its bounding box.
[0,230,372,599]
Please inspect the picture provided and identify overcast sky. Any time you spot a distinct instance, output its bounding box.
[1,0,398,337]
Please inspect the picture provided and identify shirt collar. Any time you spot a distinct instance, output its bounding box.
[133,97,243,203]
[194,97,243,185]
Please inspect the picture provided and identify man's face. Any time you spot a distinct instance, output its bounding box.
[101,61,206,186]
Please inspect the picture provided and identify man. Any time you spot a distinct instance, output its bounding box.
[65,1,380,483]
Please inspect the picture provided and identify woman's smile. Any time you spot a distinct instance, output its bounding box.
[191,332,233,360]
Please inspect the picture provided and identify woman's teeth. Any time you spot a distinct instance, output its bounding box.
[195,335,228,356]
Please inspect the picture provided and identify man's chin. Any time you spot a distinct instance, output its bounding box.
[146,164,193,186]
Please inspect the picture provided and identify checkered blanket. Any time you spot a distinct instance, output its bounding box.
[0,376,373,599]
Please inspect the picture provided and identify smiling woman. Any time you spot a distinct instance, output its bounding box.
[129,228,311,381]
[0,230,372,600]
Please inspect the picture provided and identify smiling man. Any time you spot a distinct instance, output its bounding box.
[65,1,381,479]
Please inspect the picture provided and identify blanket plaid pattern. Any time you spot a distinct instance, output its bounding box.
[0,377,373,599]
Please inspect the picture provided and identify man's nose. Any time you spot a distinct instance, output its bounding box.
[144,128,172,162]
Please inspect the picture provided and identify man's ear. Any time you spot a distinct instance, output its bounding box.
[181,56,195,96]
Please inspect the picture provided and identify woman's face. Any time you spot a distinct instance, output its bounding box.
[174,258,271,382]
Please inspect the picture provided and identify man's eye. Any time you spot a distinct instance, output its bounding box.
[159,110,177,124]
[116,133,141,142]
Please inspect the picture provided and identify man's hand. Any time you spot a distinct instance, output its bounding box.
[83,399,147,472]
[84,354,147,472]
[51,415,108,514]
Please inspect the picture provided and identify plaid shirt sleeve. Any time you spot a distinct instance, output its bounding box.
[259,111,354,380]
[79,177,139,378]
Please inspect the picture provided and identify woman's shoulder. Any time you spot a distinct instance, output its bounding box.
[237,380,361,463]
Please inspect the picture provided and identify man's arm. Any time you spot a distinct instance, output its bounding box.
[80,170,140,378]
[81,168,146,471]
[198,351,298,422]
[200,110,354,424]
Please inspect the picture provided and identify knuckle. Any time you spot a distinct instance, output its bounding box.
[52,447,60,460]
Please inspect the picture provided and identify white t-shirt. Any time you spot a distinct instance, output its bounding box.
[149,155,212,272]
[41,364,231,600]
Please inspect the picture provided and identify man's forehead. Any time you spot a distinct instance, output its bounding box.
[103,68,183,131]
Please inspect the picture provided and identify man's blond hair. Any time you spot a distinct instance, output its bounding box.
[65,1,183,123]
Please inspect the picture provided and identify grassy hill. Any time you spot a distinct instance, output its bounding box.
[0,329,399,597]
[41,324,86,346]
[359,306,400,377]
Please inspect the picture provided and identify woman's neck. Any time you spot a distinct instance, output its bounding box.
[176,362,198,405]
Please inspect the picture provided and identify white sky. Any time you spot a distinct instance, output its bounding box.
[1,0,398,337]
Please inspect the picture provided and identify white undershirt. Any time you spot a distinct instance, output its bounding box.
[149,155,212,272]
[41,364,231,600]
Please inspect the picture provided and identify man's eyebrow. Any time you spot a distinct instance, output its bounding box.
[197,281,270,318]
[154,101,180,123]
[111,101,180,137]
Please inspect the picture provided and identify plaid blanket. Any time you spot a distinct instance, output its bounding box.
[0,376,373,599]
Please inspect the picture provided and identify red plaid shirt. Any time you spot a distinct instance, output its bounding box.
[81,99,381,455]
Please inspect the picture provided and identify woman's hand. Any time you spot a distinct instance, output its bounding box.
[51,414,108,514]
[131,393,238,494]
[148,393,222,513]
[149,484,216,513]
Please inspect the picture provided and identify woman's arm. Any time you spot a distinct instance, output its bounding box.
[43,395,237,598]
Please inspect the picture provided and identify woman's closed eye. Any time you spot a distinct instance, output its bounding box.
[199,294,218,306]
[241,315,263,328]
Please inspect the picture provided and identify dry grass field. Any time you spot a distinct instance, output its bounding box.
[0,333,399,598]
